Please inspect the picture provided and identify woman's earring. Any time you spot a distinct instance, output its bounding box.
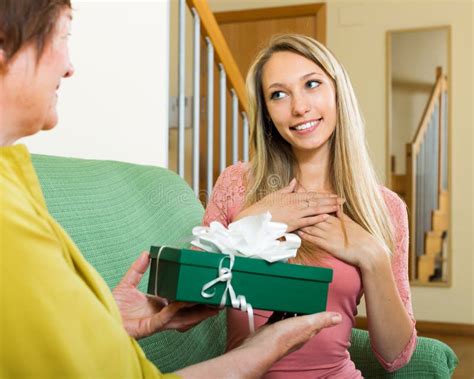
[265,121,273,140]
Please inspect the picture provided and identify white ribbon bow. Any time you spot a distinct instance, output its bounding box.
[201,254,255,334]
[191,212,301,262]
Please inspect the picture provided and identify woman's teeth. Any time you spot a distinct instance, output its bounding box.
[293,120,318,131]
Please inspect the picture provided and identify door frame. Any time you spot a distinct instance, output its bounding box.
[214,3,327,45]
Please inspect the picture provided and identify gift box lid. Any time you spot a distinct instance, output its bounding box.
[150,246,333,282]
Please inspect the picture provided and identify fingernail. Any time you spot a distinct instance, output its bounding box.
[337,198,345,205]
[331,314,342,323]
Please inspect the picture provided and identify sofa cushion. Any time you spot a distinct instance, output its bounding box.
[349,328,458,378]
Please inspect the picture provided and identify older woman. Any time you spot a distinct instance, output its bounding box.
[0,1,341,378]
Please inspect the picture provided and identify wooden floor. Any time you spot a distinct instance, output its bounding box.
[419,332,474,379]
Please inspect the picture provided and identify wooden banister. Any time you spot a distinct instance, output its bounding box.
[186,0,248,114]
[406,67,449,284]
[411,70,446,153]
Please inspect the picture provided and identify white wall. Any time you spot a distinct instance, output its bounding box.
[21,1,170,167]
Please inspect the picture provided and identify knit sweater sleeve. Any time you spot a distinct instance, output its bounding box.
[371,187,417,372]
[202,163,247,227]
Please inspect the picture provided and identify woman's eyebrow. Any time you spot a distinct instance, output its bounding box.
[267,71,324,90]
[300,71,325,80]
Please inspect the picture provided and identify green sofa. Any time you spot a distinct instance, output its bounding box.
[31,154,458,378]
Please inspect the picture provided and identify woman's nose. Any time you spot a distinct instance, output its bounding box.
[64,62,75,78]
[291,93,310,116]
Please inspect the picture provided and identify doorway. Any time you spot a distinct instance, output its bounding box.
[215,3,327,79]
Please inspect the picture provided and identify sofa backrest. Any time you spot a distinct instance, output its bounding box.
[32,154,226,372]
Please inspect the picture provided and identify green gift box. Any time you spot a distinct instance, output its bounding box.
[147,246,333,314]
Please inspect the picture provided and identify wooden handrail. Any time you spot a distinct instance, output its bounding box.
[186,0,249,115]
[411,70,446,153]
[215,3,325,24]
[406,67,449,283]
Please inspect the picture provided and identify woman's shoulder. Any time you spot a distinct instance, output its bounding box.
[378,185,406,211]
[216,161,250,189]
[220,161,249,178]
[207,162,250,222]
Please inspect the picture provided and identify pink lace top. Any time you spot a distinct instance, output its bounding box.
[202,162,417,378]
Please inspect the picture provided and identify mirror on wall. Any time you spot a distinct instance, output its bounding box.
[387,27,450,286]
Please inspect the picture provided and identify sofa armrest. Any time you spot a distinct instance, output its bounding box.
[349,328,458,378]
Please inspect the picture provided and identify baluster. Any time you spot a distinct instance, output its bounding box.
[416,144,424,257]
[242,113,249,162]
[177,0,186,178]
[231,90,239,164]
[206,38,214,197]
[442,90,448,191]
[433,102,440,210]
[219,64,227,173]
[191,8,200,196]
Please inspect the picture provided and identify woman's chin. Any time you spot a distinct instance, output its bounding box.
[42,113,59,131]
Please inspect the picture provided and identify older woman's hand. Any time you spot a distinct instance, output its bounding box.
[112,252,219,339]
[235,178,343,232]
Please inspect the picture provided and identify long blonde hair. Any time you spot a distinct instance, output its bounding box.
[244,34,394,260]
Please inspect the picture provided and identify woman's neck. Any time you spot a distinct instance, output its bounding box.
[293,144,333,193]
[0,127,18,146]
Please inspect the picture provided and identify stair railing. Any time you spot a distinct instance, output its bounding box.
[406,67,448,282]
[175,0,249,199]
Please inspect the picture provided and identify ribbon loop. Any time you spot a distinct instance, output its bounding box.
[201,254,255,333]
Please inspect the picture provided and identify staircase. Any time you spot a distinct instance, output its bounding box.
[392,67,449,284]
[171,0,249,202]
[418,190,449,282]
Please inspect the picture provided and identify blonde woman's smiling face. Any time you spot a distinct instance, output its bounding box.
[262,51,337,154]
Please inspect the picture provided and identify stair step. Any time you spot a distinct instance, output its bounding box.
[418,255,436,283]
[432,210,448,231]
[425,232,442,256]
[439,191,449,212]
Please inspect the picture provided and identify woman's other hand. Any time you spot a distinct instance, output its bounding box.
[240,311,342,359]
[235,178,343,232]
[112,251,219,339]
[297,210,387,269]
[176,312,342,378]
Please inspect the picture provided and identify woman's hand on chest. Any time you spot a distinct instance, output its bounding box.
[297,210,387,269]
[235,178,344,233]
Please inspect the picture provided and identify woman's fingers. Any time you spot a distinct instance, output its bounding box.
[131,302,216,337]
[277,178,297,194]
[160,304,219,332]
[296,214,329,229]
[303,204,339,217]
[118,251,150,288]
[295,194,343,213]
[298,230,330,251]
[300,225,325,237]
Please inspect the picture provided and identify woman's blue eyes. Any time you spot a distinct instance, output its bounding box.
[306,80,320,89]
[270,80,321,100]
[270,91,286,100]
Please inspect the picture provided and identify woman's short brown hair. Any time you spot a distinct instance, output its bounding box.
[0,0,71,63]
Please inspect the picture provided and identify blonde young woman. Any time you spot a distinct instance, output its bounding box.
[203,34,416,378]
